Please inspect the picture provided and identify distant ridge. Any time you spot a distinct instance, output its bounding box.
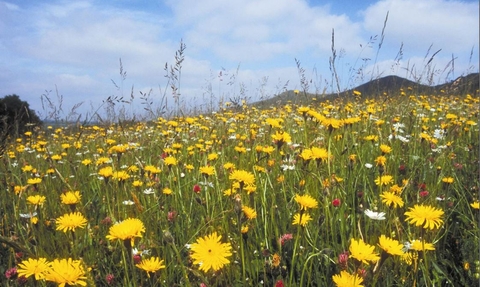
[343,73,479,97]
[254,73,479,107]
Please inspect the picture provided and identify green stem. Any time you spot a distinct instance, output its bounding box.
[238,213,247,283]
[289,223,302,286]
[170,242,191,286]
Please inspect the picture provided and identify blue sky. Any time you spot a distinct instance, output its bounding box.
[0,0,478,119]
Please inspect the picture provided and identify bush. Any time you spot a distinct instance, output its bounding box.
[0,94,42,150]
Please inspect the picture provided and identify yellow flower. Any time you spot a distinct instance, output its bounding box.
[349,154,357,162]
[106,218,146,243]
[242,206,257,220]
[364,135,378,142]
[223,188,236,196]
[132,180,143,187]
[22,165,33,172]
[112,170,130,181]
[51,154,62,161]
[164,156,177,166]
[27,178,42,185]
[277,175,285,183]
[374,156,387,167]
[401,252,415,265]
[375,175,394,186]
[470,201,480,209]
[98,166,113,178]
[389,184,403,194]
[27,195,46,206]
[378,235,404,256]
[321,117,343,130]
[229,170,255,187]
[199,165,215,177]
[162,187,173,195]
[311,147,330,162]
[56,212,88,233]
[223,162,236,170]
[60,191,81,205]
[96,157,111,165]
[292,213,312,227]
[442,177,454,184]
[243,184,257,194]
[271,253,281,268]
[294,194,318,210]
[380,191,404,208]
[207,153,219,161]
[262,145,275,154]
[17,258,50,280]
[44,258,87,287]
[128,165,139,173]
[144,165,161,174]
[379,144,392,154]
[404,204,444,230]
[409,239,435,251]
[190,232,233,273]
[265,118,283,128]
[135,257,166,277]
[349,238,380,264]
[234,145,247,153]
[299,149,313,161]
[81,159,92,166]
[271,131,291,147]
[332,270,364,287]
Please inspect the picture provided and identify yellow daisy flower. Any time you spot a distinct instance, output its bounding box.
[470,201,480,209]
[199,165,215,177]
[380,191,404,208]
[409,239,435,251]
[404,204,444,230]
[375,175,394,186]
[17,258,50,280]
[442,177,454,184]
[379,144,392,154]
[60,191,81,205]
[229,170,255,187]
[241,206,257,220]
[135,257,166,277]
[26,195,46,206]
[292,213,313,227]
[378,235,404,256]
[106,218,146,245]
[190,232,232,273]
[56,212,88,233]
[294,194,318,210]
[349,238,380,264]
[27,178,42,185]
[44,258,87,287]
[332,270,364,287]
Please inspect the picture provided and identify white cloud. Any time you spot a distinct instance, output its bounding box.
[169,0,363,63]
[0,0,477,119]
[362,0,478,55]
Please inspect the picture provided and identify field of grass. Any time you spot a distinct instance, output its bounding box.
[0,90,479,286]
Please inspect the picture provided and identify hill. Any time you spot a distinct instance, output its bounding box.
[253,73,479,107]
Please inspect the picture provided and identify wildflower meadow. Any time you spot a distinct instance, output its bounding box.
[0,89,479,286]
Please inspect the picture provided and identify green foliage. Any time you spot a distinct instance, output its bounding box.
[0,91,478,286]
[0,94,42,150]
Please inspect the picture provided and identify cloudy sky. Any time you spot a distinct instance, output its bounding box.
[0,0,478,119]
